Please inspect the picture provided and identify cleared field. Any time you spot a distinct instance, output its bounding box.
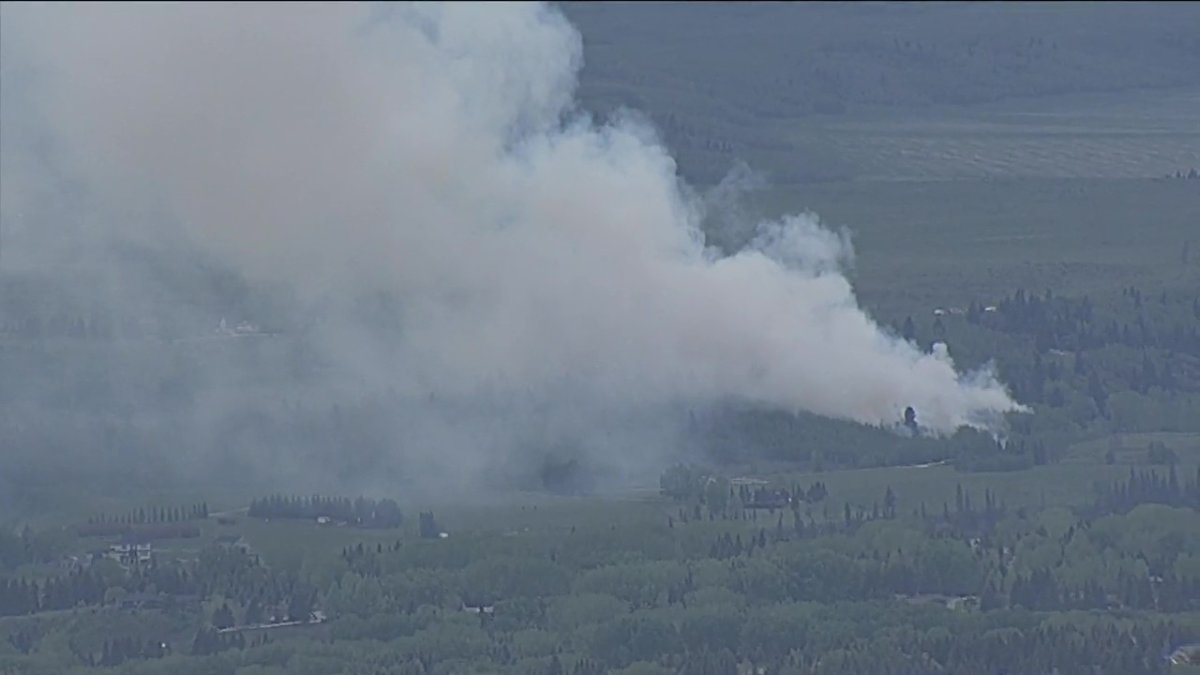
[779,87,1200,181]
[819,133,1198,181]
[1068,431,1200,465]
[745,177,1200,314]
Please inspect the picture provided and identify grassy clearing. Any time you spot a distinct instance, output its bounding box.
[1068,431,1200,465]
[744,177,1200,315]
[773,87,1200,181]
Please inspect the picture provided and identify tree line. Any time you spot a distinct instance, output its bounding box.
[247,494,404,528]
[85,502,209,527]
[1092,465,1200,516]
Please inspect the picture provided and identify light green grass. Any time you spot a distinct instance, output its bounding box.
[745,177,1200,315]
[772,87,1200,181]
[1068,431,1200,466]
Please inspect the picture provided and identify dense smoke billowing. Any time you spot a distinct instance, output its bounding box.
[0,3,1023,491]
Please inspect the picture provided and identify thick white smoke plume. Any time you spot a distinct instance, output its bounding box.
[1,3,1023,481]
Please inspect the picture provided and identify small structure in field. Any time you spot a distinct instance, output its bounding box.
[108,539,153,567]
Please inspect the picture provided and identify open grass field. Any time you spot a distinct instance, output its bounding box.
[726,86,1200,316]
[752,177,1200,316]
[1068,431,1200,466]
[773,87,1200,182]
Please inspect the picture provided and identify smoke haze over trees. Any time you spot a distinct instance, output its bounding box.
[2,3,1026,500]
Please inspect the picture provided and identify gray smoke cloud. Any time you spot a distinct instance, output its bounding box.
[0,2,1024,489]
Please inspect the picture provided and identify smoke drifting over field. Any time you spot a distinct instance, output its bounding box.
[0,3,1023,488]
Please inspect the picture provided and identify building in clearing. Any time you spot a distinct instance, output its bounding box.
[108,540,152,566]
